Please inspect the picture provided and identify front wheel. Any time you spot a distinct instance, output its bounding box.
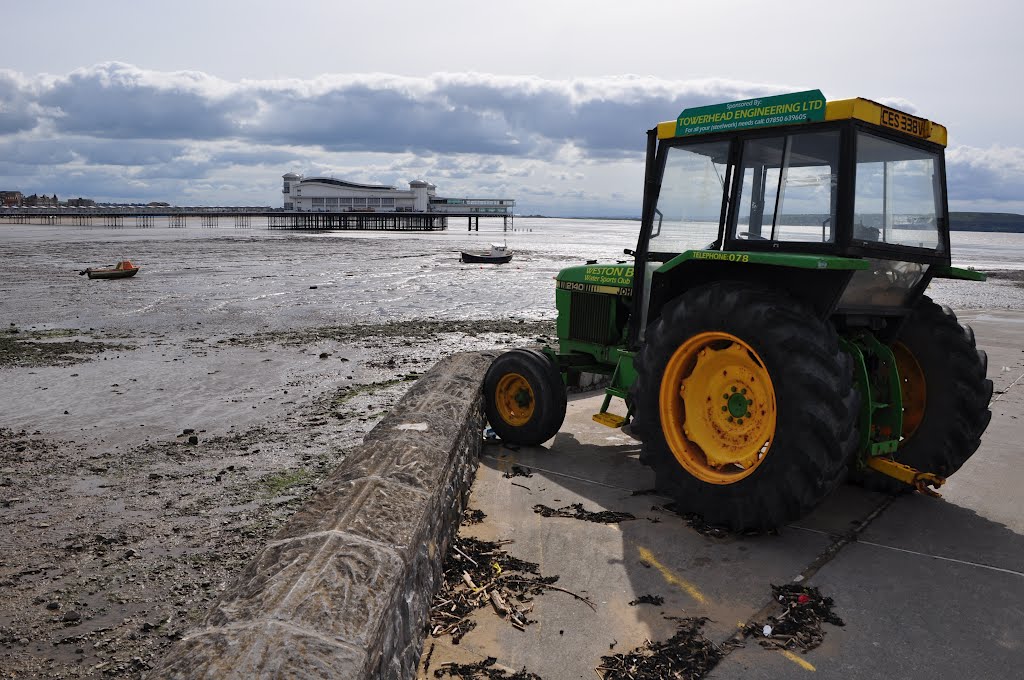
[632,283,858,532]
[484,349,567,446]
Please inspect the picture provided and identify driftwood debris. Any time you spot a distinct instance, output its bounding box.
[428,535,562,643]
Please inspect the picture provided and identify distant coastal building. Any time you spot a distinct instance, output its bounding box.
[1,191,23,206]
[281,174,513,215]
[21,193,59,207]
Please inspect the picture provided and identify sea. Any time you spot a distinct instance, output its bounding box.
[1,217,1022,335]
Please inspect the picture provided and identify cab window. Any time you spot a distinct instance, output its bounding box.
[649,141,731,255]
[853,132,943,251]
[732,131,840,244]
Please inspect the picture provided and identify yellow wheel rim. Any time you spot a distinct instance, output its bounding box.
[659,331,777,484]
[494,372,536,427]
[892,341,926,441]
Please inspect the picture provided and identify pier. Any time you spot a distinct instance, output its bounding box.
[267,211,449,231]
[0,207,514,232]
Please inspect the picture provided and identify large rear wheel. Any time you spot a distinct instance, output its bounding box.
[853,297,993,491]
[484,349,567,446]
[632,283,858,532]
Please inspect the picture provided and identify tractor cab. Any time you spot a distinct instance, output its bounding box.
[631,91,961,344]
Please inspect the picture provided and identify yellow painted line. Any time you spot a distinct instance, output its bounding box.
[780,649,816,671]
[637,546,706,604]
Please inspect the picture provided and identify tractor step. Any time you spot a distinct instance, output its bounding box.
[593,412,628,428]
[866,456,946,496]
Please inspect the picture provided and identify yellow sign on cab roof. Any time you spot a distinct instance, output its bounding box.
[657,93,946,147]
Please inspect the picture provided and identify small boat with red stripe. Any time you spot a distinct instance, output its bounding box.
[79,260,140,279]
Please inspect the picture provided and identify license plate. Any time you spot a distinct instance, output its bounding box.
[879,106,932,138]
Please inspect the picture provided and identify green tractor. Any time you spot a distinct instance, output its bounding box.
[484,90,993,532]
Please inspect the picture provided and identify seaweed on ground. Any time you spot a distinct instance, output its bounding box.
[503,465,533,479]
[433,657,542,679]
[743,584,845,652]
[628,594,664,606]
[652,503,733,538]
[630,488,658,496]
[0,328,130,368]
[597,617,722,679]
[225,319,557,348]
[533,503,636,524]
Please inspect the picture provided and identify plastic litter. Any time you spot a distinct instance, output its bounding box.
[763,625,773,637]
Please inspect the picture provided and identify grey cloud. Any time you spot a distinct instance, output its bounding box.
[250,85,535,155]
[0,137,184,167]
[0,73,40,134]
[0,165,140,201]
[433,78,780,156]
[134,158,214,180]
[10,65,788,159]
[297,76,766,159]
[3,65,797,165]
[0,110,36,135]
[429,156,504,177]
[211,148,302,166]
[38,63,250,140]
[72,138,185,166]
[947,146,1024,203]
[0,139,75,165]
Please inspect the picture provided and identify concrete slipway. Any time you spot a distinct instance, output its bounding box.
[421,309,1024,680]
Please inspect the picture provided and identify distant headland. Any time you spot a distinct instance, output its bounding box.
[948,212,1024,232]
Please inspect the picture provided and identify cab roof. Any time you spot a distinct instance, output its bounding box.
[657,91,947,147]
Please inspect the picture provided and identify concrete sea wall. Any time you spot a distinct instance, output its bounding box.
[152,351,495,679]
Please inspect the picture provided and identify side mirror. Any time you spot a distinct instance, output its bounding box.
[623,248,635,257]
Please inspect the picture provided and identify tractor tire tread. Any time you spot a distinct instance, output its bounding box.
[853,296,992,492]
[633,282,857,532]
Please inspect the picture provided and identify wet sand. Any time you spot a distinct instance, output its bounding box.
[0,296,552,677]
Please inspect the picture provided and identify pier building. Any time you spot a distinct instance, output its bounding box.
[281,174,514,216]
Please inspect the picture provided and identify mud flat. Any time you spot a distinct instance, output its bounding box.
[0,317,553,679]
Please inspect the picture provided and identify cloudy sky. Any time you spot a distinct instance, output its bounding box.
[0,0,1021,216]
